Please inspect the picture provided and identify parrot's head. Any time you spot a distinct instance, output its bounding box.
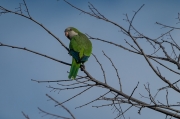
[64,27,80,40]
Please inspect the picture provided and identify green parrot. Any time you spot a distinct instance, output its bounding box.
[64,27,92,79]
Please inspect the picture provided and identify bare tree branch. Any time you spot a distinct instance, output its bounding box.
[92,53,107,84]
[38,107,73,119]
[46,94,76,119]
[128,82,139,101]
[1,1,180,118]
[0,42,71,66]
[0,4,69,51]
[22,111,30,119]
[102,51,122,92]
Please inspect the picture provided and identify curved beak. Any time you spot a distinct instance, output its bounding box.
[65,32,68,37]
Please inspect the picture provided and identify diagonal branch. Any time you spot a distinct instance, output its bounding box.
[81,68,180,118]
[128,4,145,32]
[0,42,71,66]
[22,0,31,18]
[156,22,180,29]
[75,91,110,109]
[128,82,139,101]
[22,111,30,119]
[87,35,180,65]
[0,5,69,51]
[46,94,76,119]
[102,51,122,92]
[92,53,107,84]
[55,86,93,106]
[38,107,72,119]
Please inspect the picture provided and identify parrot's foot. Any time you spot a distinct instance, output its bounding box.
[81,64,85,71]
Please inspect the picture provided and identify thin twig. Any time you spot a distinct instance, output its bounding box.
[22,111,30,119]
[38,107,72,119]
[156,22,180,30]
[102,51,122,92]
[128,82,139,101]
[23,0,31,18]
[92,53,107,84]
[166,90,169,107]
[128,4,145,32]
[55,86,93,106]
[75,91,110,109]
[31,76,86,83]
[0,6,69,51]
[46,94,76,119]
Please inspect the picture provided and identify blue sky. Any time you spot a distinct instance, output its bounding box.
[1,0,180,119]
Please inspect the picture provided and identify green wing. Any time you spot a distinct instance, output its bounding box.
[69,33,92,57]
[68,33,92,79]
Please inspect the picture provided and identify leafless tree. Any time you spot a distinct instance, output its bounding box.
[1,0,180,119]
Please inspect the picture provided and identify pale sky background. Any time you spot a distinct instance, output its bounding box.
[1,0,180,119]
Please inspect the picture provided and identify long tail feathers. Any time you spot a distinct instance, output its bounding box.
[68,58,80,79]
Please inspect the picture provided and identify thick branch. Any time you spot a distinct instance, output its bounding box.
[81,67,180,118]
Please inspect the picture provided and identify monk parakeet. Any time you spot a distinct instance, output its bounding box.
[65,27,92,79]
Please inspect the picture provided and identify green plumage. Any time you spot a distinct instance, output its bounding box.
[68,58,80,79]
[65,27,92,79]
